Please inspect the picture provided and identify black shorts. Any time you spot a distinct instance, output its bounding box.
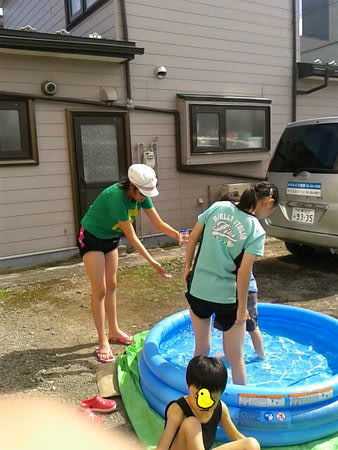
[246,292,258,332]
[186,292,238,332]
[77,226,120,258]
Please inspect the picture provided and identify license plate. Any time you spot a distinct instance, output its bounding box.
[291,207,315,224]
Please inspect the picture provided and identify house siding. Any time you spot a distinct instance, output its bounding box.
[0,52,125,260]
[2,0,117,38]
[297,81,338,120]
[3,0,65,32]
[125,0,293,233]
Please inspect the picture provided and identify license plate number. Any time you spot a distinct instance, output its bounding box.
[291,207,315,223]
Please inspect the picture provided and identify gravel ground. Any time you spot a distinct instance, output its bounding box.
[0,239,337,444]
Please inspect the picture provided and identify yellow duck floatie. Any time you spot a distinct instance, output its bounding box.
[196,388,215,410]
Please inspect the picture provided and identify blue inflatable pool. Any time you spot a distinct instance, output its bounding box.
[139,304,338,447]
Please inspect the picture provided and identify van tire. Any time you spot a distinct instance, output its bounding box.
[285,242,315,257]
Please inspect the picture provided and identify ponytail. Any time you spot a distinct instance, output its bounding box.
[237,182,279,213]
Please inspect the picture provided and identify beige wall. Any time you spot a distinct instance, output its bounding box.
[0,52,125,259]
[297,79,338,120]
[125,0,293,233]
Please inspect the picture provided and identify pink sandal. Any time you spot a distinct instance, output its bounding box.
[109,332,133,346]
[94,348,115,364]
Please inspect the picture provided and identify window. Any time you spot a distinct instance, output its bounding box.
[302,0,329,40]
[0,100,38,165]
[65,0,108,28]
[191,104,270,154]
[270,123,338,173]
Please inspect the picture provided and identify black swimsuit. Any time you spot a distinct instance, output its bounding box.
[164,397,222,450]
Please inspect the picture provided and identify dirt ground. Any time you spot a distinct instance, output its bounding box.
[0,238,337,443]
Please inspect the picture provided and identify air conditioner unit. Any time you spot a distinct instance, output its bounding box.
[220,183,251,200]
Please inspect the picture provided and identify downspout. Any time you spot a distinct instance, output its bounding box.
[297,69,330,95]
[120,0,133,106]
[294,1,331,97]
[292,0,297,121]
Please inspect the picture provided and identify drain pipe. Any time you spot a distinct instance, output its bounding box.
[297,69,330,95]
[120,0,133,106]
[292,0,297,121]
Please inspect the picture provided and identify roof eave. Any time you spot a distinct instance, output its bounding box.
[0,28,144,62]
[297,61,338,79]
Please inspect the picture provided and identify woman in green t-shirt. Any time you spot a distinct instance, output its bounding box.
[77,164,181,363]
[184,183,279,385]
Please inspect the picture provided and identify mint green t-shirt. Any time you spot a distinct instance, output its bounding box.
[81,183,153,239]
[189,201,266,304]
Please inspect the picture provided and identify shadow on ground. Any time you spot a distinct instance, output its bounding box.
[0,342,97,394]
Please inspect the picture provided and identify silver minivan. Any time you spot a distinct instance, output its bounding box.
[262,117,338,257]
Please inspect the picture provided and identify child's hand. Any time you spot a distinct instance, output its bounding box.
[236,306,249,323]
[153,262,172,279]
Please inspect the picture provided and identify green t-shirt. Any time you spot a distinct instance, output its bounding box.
[81,183,153,239]
[189,201,266,304]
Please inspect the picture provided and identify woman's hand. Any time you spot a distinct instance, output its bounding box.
[235,306,249,324]
[152,262,172,279]
[183,268,191,284]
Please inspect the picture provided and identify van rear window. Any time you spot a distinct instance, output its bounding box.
[270,123,338,172]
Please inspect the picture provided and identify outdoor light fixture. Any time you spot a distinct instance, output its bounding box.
[154,65,167,79]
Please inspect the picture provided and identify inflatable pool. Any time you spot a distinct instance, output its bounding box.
[139,304,338,447]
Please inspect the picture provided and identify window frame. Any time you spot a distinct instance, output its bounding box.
[65,0,109,29]
[190,103,270,155]
[0,99,38,166]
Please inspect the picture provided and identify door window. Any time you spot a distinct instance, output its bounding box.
[71,113,128,219]
[81,123,119,183]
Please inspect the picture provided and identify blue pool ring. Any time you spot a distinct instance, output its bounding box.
[139,303,338,446]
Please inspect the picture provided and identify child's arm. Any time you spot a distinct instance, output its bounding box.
[220,401,246,441]
[156,403,184,450]
[236,253,256,323]
[183,221,204,282]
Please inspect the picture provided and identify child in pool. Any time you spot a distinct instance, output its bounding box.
[184,183,279,385]
[156,355,260,450]
[219,192,265,360]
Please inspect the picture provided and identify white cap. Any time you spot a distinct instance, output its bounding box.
[128,164,159,197]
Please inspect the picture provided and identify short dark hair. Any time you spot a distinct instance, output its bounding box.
[186,356,228,393]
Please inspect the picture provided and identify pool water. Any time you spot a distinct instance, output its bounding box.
[159,322,338,387]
